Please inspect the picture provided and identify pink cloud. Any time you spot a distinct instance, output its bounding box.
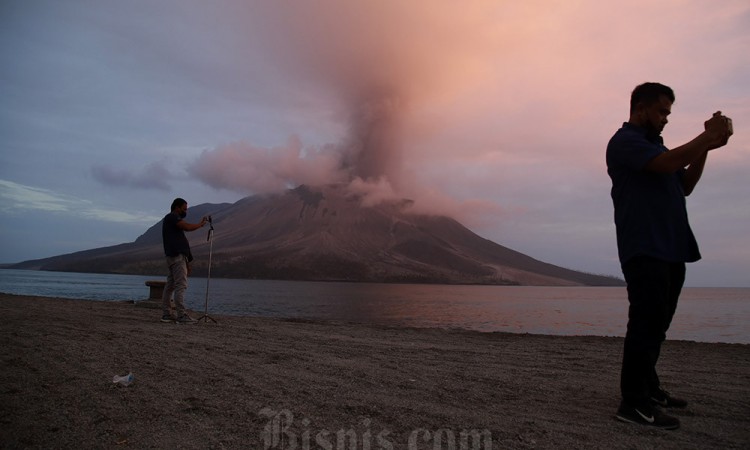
[186,137,346,194]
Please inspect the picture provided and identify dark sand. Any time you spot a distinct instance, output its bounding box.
[1,293,748,449]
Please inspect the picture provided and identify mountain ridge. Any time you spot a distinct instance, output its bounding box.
[10,184,623,286]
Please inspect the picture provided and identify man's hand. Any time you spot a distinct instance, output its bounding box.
[646,111,733,174]
[704,111,733,150]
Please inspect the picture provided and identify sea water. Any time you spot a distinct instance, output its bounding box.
[0,269,747,344]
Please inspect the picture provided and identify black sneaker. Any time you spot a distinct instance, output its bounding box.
[651,388,688,408]
[615,402,680,430]
[160,314,175,323]
[177,314,197,324]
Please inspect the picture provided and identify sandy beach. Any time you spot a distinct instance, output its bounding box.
[1,293,748,449]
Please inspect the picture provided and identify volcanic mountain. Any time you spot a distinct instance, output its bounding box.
[12,184,622,286]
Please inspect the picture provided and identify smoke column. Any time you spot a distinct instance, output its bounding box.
[188,1,504,211]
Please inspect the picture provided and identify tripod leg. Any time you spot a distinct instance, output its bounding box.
[197,226,217,324]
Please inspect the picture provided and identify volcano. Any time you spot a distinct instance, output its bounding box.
[11,184,622,286]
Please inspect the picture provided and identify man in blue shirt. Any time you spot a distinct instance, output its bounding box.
[161,198,209,324]
[606,82,732,429]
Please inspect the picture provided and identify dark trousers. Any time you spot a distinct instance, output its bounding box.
[620,256,685,407]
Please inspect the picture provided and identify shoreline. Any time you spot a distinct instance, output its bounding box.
[1,272,747,345]
[1,293,749,449]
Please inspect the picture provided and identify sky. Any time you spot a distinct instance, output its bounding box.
[1,0,748,287]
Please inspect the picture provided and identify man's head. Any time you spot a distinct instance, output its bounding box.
[629,82,675,136]
[170,197,188,218]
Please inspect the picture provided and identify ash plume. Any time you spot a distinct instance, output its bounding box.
[341,84,406,187]
[188,1,503,218]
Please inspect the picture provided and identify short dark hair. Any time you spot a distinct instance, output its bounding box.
[170,198,187,211]
[630,82,675,114]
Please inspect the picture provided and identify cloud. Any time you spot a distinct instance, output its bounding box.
[0,179,159,224]
[0,179,77,212]
[186,136,347,194]
[91,161,172,190]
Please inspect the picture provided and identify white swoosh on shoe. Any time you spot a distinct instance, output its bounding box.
[636,409,655,423]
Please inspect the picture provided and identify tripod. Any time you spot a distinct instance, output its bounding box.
[197,216,217,324]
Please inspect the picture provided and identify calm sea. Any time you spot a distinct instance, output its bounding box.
[0,269,747,344]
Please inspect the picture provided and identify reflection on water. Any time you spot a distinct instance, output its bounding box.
[0,269,748,344]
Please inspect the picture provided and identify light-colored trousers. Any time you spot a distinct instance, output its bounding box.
[162,255,189,316]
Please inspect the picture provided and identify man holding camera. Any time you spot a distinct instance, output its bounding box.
[161,197,209,324]
[606,82,733,429]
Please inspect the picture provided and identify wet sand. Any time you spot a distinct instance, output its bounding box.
[1,293,748,449]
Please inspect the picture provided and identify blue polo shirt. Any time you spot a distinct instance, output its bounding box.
[606,122,701,265]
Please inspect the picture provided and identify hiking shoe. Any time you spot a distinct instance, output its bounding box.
[160,314,175,323]
[615,402,680,430]
[651,388,688,408]
[177,314,197,324]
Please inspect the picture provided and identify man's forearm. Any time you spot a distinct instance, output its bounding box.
[645,132,713,174]
[178,220,206,232]
[682,151,707,196]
